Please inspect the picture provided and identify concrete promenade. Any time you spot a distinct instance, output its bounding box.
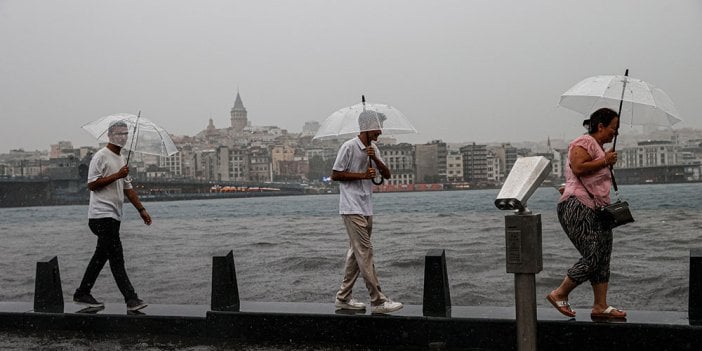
[1,300,700,350]
[2,248,699,350]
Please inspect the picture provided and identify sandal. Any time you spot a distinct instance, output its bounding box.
[590,306,626,320]
[546,293,576,318]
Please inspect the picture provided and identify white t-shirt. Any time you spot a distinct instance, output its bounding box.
[332,137,385,216]
[87,147,133,220]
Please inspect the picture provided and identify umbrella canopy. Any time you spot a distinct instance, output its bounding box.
[559,74,682,127]
[82,113,178,157]
[313,100,417,140]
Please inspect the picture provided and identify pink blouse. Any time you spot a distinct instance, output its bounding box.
[559,134,612,209]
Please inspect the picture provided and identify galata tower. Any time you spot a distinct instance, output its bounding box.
[230,91,248,132]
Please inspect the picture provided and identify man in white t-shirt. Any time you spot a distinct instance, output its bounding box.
[74,121,152,312]
[331,111,403,314]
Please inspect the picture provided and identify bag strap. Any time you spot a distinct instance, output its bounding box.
[570,164,600,205]
[570,163,619,206]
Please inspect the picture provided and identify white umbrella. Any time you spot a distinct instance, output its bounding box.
[313,96,417,140]
[314,96,417,185]
[82,112,179,161]
[559,72,682,127]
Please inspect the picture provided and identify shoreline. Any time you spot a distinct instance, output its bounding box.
[2,180,700,209]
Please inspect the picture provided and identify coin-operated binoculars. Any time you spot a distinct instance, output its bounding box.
[495,156,551,351]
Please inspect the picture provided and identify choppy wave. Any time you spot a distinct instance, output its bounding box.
[1,183,700,316]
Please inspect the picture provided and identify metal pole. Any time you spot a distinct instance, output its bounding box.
[515,273,537,351]
[505,212,542,351]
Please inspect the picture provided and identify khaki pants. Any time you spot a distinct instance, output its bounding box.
[336,214,387,306]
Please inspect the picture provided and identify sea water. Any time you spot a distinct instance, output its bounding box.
[1,183,700,349]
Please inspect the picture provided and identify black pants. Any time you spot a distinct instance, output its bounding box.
[76,218,138,302]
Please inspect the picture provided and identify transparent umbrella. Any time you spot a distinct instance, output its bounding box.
[82,112,179,163]
[314,96,417,185]
[559,70,682,194]
[313,96,417,140]
[559,71,682,128]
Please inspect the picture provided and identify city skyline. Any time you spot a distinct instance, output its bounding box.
[3,100,700,155]
[2,1,701,153]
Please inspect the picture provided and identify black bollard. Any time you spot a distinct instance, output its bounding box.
[690,248,702,324]
[423,249,451,317]
[33,256,64,313]
[211,250,240,312]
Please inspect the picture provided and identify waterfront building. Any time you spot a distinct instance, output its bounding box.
[381,143,415,185]
[160,149,183,177]
[415,140,447,183]
[177,144,197,179]
[145,165,171,179]
[2,158,45,178]
[214,145,250,182]
[460,143,488,185]
[446,150,463,182]
[271,145,295,179]
[0,149,46,163]
[249,146,272,183]
[492,143,518,178]
[680,139,702,180]
[533,150,563,181]
[614,138,702,183]
[276,149,309,182]
[619,140,679,168]
[485,151,502,184]
[199,149,218,181]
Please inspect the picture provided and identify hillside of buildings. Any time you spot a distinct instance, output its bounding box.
[2,92,702,189]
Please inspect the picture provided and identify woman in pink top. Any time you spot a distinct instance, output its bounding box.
[546,108,627,320]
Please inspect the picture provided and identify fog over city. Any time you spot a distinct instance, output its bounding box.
[1,0,701,153]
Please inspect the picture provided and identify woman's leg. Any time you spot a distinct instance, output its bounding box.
[551,275,578,301]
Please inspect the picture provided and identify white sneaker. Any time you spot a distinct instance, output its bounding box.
[371,300,403,314]
[335,298,367,310]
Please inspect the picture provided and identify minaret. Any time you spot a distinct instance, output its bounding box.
[230,91,248,132]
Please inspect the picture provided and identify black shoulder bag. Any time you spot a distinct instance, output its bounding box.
[575,168,634,229]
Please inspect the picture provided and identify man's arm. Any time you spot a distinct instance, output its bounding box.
[124,188,152,225]
[331,169,375,181]
[87,165,129,191]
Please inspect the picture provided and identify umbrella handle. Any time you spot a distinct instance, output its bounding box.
[369,155,384,185]
[366,137,384,185]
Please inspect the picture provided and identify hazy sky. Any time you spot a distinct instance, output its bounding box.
[1,0,701,153]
